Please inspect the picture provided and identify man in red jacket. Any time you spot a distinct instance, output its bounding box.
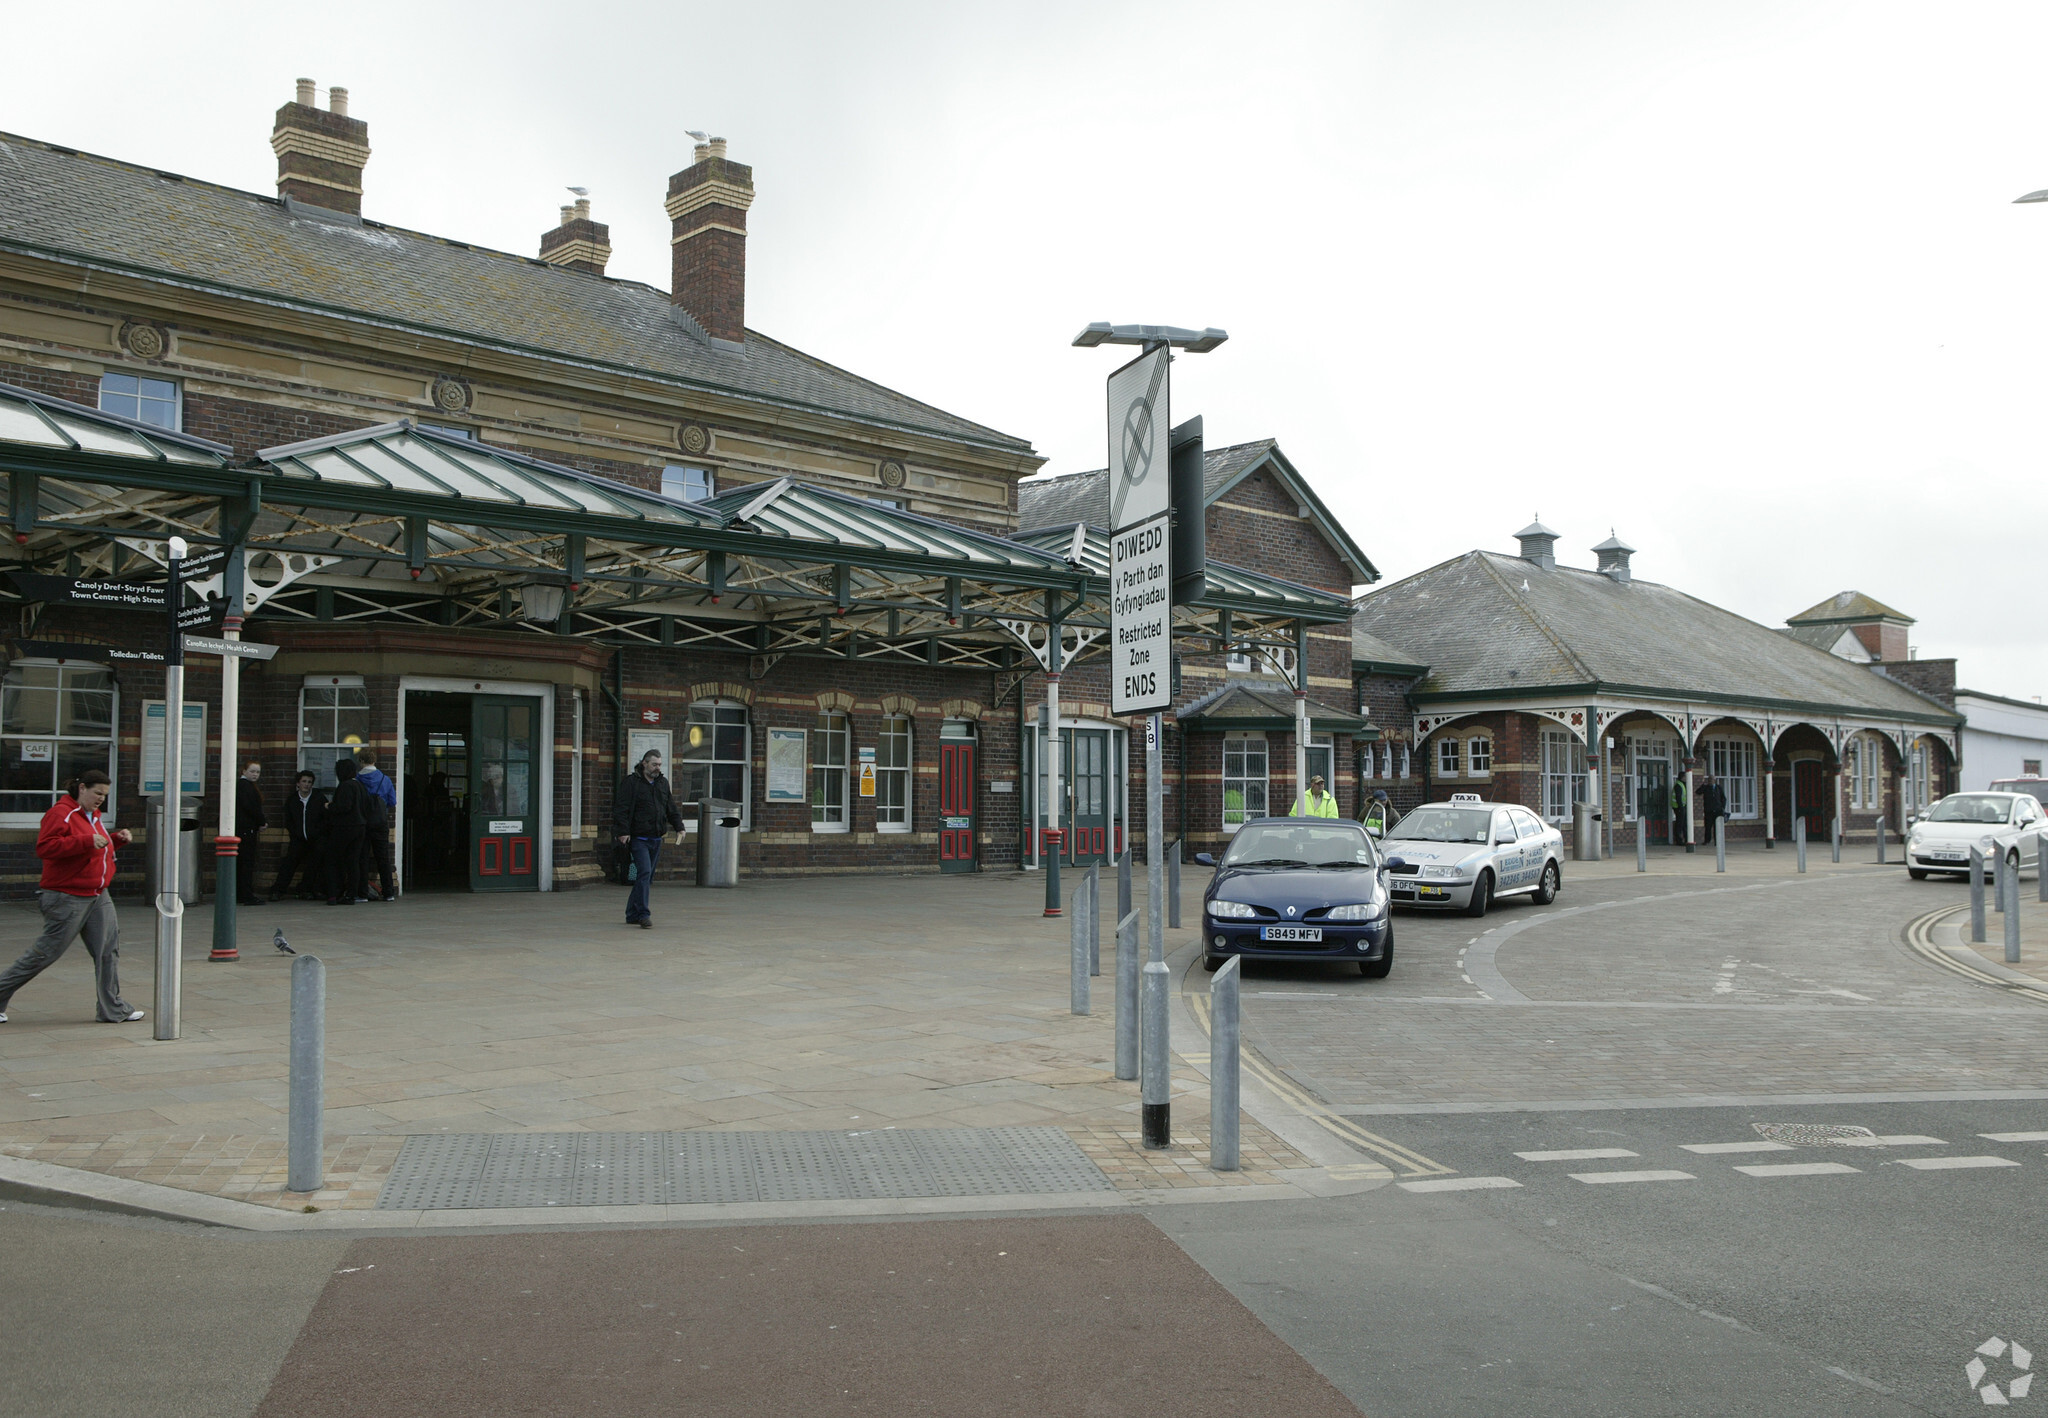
[0,769,143,1024]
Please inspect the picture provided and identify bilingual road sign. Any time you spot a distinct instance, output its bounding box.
[1110,512,1173,715]
[180,634,279,660]
[1106,345,1170,532]
[8,573,223,629]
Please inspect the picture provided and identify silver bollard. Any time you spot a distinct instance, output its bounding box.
[1795,816,1807,873]
[1118,847,1132,925]
[1832,818,1842,864]
[288,954,326,1195]
[1115,908,1140,1081]
[1209,955,1241,1171]
[1069,879,1090,1015]
[2039,833,2048,904]
[1168,841,1182,930]
[1141,958,1170,1149]
[1995,849,2006,914]
[2006,858,2023,964]
[1636,819,1647,873]
[1971,847,1988,944]
[1876,823,1886,865]
[1087,864,1101,976]
[1715,816,1726,873]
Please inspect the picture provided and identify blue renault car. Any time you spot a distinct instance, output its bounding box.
[1193,818,1392,978]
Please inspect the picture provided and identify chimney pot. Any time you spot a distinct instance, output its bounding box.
[295,78,316,106]
[694,141,711,163]
[708,137,728,158]
[539,197,612,276]
[272,78,371,216]
[560,204,575,224]
[328,86,349,116]
[665,140,755,346]
[574,197,590,220]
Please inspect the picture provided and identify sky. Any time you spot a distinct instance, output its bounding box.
[6,2,2047,697]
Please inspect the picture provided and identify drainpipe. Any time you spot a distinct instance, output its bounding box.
[602,649,626,809]
[1178,723,1188,847]
[1017,672,1029,870]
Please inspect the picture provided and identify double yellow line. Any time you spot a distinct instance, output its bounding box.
[1904,906,2048,1005]
[1185,986,1454,1178]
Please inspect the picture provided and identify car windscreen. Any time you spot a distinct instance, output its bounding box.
[1387,807,1492,844]
[1924,794,2012,824]
[1222,822,1377,868]
[1990,782,2048,806]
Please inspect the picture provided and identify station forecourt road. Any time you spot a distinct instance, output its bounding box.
[6,842,2048,1415]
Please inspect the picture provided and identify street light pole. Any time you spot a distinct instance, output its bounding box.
[154,536,187,1041]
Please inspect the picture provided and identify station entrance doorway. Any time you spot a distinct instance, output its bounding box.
[399,682,551,893]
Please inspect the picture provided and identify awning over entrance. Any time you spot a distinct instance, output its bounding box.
[0,383,1354,673]
[1175,681,1371,735]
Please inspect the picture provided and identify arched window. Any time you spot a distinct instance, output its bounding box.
[812,711,849,831]
[876,715,912,831]
[679,698,750,827]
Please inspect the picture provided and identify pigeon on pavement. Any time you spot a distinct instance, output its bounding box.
[274,928,295,955]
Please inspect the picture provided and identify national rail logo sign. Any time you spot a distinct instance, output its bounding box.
[1106,344,1170,533]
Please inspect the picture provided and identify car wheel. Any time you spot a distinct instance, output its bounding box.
[1464,870,1493,918]
[1360,927,1393,979]
[1532,861,1560,905]
[2009,850,2022,877]
[1202,955,1224,972]
[1908,867,1928,880]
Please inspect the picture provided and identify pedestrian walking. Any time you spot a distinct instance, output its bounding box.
[0,770,143,1024]
[1671,775,1691,847]
[1701,774,1728,846]
[234,761,268,905]
[614,748,685,929]
[1292,774,1340,818]
[325,758,370,906]
[355,749,397,901]
[271,770,328,900]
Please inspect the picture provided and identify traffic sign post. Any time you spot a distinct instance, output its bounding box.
[154,540,188,1040]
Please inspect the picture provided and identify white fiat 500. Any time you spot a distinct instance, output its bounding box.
[1906,791,2048,880]
[1378,794,1564,917]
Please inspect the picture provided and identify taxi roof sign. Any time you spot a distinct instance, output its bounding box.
[1448,792,1483,803]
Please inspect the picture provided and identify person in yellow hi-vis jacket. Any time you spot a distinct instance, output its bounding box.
[1293,774,1340,818]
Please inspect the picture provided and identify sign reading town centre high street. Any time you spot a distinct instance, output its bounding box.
[1106,342,1174,717]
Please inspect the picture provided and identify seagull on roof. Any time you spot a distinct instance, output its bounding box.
[565,186,589,197]
[686,130,709,142]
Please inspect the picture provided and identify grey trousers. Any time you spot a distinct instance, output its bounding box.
[0,890,130,1021]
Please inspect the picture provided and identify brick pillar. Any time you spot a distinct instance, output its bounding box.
[540,198,612,275]
[665,139,755,345]
[272,79,370,216]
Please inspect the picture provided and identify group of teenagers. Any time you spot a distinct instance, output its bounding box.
[0,750,402,1026]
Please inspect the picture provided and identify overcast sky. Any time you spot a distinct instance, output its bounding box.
[7,3,2047,697]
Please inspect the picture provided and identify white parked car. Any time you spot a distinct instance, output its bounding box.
[1377,793,1564,917]
[1905,791,2047,880]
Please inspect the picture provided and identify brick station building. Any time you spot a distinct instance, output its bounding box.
[1351,522,1962,848]
[0,82,1361,898]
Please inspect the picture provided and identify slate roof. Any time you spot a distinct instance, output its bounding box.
[1351,621,1429,673]
[1777,623,1871,659]
[1787,590,1913,625]
[0,133,1031,454]
[1015,439,1375,582]
[1351,551,1958,724]
[1175,681,1368,733]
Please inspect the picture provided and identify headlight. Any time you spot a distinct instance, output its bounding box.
[1325,901,1383,921]
[1208,899,1257,919]
[1420,865,1461,879]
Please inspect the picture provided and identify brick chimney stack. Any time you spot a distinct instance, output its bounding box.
[539,197,612,276]
[272,78,371,216]
[665,138,754,346]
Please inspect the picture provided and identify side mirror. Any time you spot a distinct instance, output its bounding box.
[1194,852,1216,867]
[1365,821,1384,839]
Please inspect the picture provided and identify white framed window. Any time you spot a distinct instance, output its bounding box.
[678,698,750,827]
[1703,736,1759,818]
[0,661,117,826]
[1398,743,1410,779]
[1305,732,1333,791]
[1466,736,1492,776]
[811,711,849,831]
[1907,739,1931,811]
[418,423,477,441]
[1438,737,1461,778]
[1223,734,1268,829]
[1225,650,1253,673]
[876,714,911,830]
[663,465,714,502]
[1541,729,1587,822]
[1848,733,1883,810]
[98,371,179,430]
[299,676,369,789]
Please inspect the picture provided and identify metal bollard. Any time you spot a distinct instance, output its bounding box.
[1209,955,1241,1171]
[1795,816,1807,873]
[1832,819,1842,864]
[1118,847,1132,926]
[1994,849,2006,914]
[1087,865,1101,976]
[1715,816,1726,873]
[288,954,326,1195]
[1168,841,1182,930]
[1876,823,1886,865]
[1141,958,1170,1149]
[1069,879,1090,1015]
[2006,859,2023,964]
[2040,834,2048,904]
[1971,848,1987,944]
[1115,908,1140,1081]
[1636,819,1647,873]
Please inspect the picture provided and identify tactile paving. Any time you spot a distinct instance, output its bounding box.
[378,1127,1113,1210]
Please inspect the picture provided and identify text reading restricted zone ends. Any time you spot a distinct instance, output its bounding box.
[1110,512,1171,714]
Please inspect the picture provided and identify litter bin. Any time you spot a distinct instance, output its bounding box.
[1572,799,1601,862]
[696,798,741,887]
[143,798,202,904]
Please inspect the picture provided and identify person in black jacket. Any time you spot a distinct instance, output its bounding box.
[1701,774,1729,847]
[271,770,328,901]
[234,761,269,905]
[325,758,370,906]
[614,749,685,929]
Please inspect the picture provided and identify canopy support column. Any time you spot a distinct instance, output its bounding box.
[1043,596,1064,917]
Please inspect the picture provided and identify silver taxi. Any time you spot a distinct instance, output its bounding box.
[1375,793,1564,917]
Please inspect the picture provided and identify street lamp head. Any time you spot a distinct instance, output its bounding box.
[167,535,188,561]
[2016,189,2048,204]
[1071,322,1229,354]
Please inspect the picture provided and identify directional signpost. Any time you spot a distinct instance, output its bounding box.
[1077,321,1228,1152]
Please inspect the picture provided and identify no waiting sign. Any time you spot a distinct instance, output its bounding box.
[1106,345,1170,533]
[1110,512,1172,715]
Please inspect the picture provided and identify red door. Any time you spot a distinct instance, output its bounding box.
[940,740,976,872]
[1794,760,1826,840]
